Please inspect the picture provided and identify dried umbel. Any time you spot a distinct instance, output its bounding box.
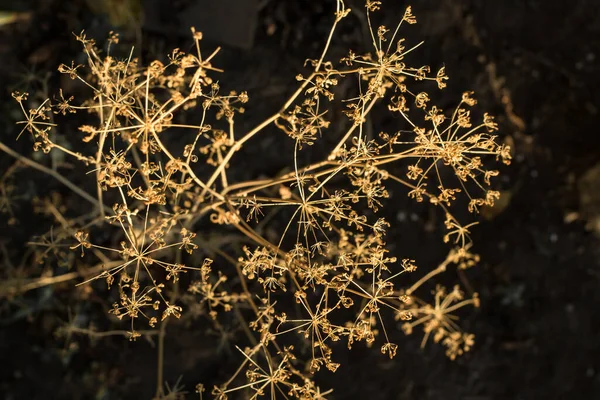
[4,1,510,398]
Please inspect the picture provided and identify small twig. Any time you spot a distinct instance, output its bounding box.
[0,141,111,214]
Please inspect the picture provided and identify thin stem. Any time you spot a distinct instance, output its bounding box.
[0,141,110,214]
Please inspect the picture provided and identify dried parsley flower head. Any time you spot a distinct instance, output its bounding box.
[5,1,511,398]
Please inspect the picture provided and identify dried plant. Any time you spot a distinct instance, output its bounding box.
[2,1,510,398]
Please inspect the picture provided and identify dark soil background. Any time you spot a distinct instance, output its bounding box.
[0,1,599,399]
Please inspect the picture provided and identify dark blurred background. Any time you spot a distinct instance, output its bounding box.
[0,0,599,399]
